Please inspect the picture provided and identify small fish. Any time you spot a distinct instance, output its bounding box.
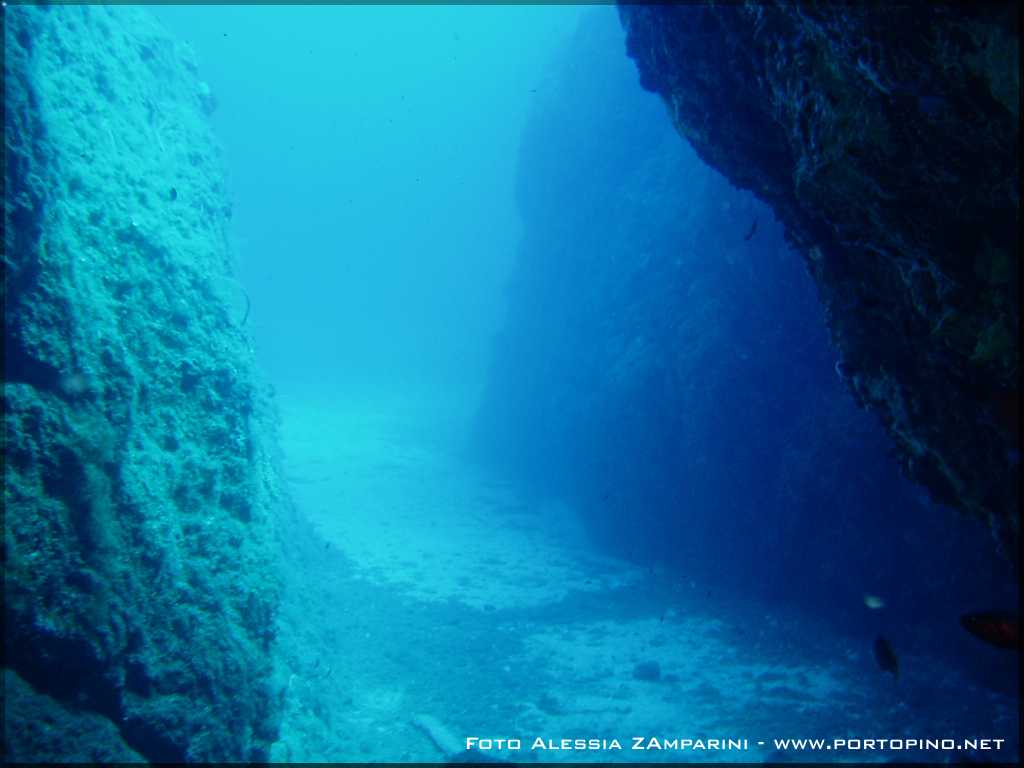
[960,611,1019,650]
[169,187,178,201]
[863,594,886,610]
[743,217,758,241]
[873,635,899,679]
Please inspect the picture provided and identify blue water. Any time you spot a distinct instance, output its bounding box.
[9,4,1019,763]
[144,4,1021,762]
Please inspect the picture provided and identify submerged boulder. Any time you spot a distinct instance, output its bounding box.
[618,2,1019,558]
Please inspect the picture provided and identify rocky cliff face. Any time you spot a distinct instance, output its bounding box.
[471,11,1019,623]
[4,6,284,760]
[618,3,1019,559]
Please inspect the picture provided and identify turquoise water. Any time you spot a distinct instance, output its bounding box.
[3,4,1017,763]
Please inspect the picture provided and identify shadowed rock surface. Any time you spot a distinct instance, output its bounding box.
[473,9,1016,630]
[3,6,285,760]
[617,2,1019,558]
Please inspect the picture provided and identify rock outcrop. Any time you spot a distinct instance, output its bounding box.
[4,6,284,760]
[473,10,1016,626]
[617,2,1019,558]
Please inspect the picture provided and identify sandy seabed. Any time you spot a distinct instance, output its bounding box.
[267,396,1018,764]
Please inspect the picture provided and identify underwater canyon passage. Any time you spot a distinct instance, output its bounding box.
[2,3,1019,763]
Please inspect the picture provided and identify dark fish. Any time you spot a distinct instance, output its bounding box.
[743,217,758,241]
[873,635,899,679]
[169,187,177,201]
[960,611,1019,650]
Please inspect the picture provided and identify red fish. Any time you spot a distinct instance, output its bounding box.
[960,611,1019,650]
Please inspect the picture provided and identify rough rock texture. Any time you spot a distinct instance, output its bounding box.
[4,6,284,761]
[618,2,1019,558]
[473,10,1017,636]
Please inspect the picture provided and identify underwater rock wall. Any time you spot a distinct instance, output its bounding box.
[4,6,283,761]
[473,10,1015,621]
[617,2,1020,558]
